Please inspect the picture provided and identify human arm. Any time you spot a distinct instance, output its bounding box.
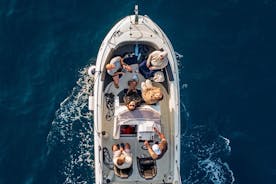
[149,58,168,70]
[126,88,137,95]
[144,141,158,160]
[149,66,159,70]
[113,71,124,76]
[122,64,132,72]
[146,53,153,68]
[154,127,165,139]
[119,57,132,72]
[119,57,124,65]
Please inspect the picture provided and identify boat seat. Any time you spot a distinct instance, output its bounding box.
[137,157,157,179]
[114,166,132,179]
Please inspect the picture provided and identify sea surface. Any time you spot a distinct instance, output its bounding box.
[1,0,276,184]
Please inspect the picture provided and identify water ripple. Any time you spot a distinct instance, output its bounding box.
[47,66,95,184]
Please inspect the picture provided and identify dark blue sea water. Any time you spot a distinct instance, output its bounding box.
[1,0,276,184]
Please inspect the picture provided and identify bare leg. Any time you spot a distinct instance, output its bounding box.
[144,141,158,160]
[154,127,165,139]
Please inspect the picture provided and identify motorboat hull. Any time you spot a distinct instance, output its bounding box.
[92,11,181,184]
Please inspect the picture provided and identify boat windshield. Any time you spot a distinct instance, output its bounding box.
[117,107,160,124]
[113,106,161,139]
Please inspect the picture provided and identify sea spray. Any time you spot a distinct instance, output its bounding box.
[178,55,234,184]
[181,125,235,184]
[47,66,95,184]
[45,62,235,184]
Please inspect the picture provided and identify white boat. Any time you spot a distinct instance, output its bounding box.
[89,5,181,184]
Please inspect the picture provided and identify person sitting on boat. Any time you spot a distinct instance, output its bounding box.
[123,79,142,111]
[112,143,133,169]
[144,127,167,160]
[106,56,133,88]
[141,79,163,105]
[139,50,168,79]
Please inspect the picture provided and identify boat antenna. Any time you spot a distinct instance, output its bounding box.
[134,5,139,24]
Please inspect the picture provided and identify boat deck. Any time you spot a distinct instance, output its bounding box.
[100,64,175,183]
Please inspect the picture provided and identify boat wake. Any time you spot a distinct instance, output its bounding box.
[47,66,95,184]
[178,58,234,184]
[181,125,235,184]
[46,62,234,184]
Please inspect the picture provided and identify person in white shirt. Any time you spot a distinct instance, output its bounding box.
[112,143,133,169]
[139,50,168,79]
[106,56,132,88]
[144,127,167,160]
[146,50,168,70]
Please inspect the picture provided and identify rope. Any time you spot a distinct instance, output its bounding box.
[104,93,115,121]
[103,147,114,170]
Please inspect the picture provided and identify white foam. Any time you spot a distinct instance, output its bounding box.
[181,126,235,183]
[47,65,95,183]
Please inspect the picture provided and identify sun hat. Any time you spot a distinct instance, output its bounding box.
[152,144,161,155]
[160,51,168,58]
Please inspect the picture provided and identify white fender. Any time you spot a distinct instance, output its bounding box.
[88,95,94,111]
[88,65,96,77]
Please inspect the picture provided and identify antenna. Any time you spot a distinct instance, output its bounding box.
[134,5,139,24]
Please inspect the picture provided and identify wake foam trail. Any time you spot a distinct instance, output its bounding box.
[178,57,234,183]
[47,66,95,184]
[181,125,235,184]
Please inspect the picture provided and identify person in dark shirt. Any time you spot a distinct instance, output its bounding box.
[123,80,142,111]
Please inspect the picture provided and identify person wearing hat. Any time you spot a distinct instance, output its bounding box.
[144,127,167,160]
[139,50,168,79]
[106,56,132,88]
[146,50,168,70]
[112,143,133,169]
